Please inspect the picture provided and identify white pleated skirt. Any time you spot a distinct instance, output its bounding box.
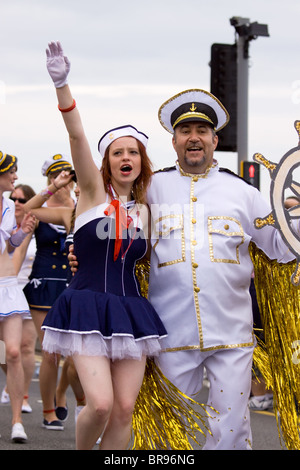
[0,276,30,320]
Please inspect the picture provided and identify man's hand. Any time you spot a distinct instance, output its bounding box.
[68,244,78,275]
[46,41,71,88]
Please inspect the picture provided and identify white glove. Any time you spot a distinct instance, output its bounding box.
[46,41,71,88]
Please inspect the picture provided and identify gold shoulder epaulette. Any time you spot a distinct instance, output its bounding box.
[154,165,176,174]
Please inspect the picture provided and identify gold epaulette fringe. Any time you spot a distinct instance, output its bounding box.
[132,358,215,450]
[250,242,300,450]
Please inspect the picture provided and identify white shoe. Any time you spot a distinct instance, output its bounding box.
[11,423,28,443]
[22,403,32,413]
[1,387,10,404]
[248,395,273,411]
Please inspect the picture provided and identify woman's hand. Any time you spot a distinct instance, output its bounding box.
[53,170,74,190]
[20,212,36,234]
[46,41,71,88]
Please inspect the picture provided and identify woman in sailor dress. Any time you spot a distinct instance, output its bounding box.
[0,153,36,443]
[22,155,75,430]
[23,171,85,428]
[43,41,167,450]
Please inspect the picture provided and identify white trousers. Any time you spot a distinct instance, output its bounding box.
[157,346,254,450]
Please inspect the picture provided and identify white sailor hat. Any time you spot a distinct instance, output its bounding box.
[42,154,73,176]
[0,151,17,173]
[158,89,230,134]
[98,125,148,158]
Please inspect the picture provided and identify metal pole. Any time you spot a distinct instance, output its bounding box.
[230,17,269,175]
[236,21,249,174]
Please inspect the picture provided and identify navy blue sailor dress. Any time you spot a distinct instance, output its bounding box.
[42,202,167,360]
[23,221,70,311]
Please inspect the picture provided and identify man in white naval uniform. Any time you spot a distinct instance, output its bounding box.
[147,89,295,450]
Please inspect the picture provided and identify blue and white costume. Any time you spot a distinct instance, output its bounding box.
[42,202,167,361]
[23,221,70,311]
[0,197,30,320]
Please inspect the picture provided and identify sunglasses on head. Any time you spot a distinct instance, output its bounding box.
[10,197,27,204]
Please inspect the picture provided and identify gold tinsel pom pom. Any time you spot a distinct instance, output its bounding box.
[132,358,215,450]
[134,260,214,449]
[250,242,300,450]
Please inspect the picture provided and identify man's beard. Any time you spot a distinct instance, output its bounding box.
[184,154,205,168]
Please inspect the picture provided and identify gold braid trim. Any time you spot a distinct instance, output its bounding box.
[134,259,214,449]
[250,242,300,450]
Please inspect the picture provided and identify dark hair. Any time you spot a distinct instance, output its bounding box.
[11,184,36,201]
[101,139,153,204]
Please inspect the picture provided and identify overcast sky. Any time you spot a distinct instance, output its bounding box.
[1,0,300,199]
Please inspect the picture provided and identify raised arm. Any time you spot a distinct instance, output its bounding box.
[46,41,105,209]
[23,170,74,232]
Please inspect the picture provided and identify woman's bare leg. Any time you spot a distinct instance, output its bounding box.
[0,315,24,425]
[100,356,146,450]
[21,319,37,407]
[31,309,60,424]
[73,354,113,450]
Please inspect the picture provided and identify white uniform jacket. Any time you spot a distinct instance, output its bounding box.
[147,162,294,353]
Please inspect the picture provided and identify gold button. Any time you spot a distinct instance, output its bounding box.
[192,262,198,268]
[192,197,197,202]
[192,218,196,224]
[53,252,57,256]
[63,252,67,256]
[62,265,67,269]
[54,241,58,244]
[193,176,198,182]
[52,265,56,269]
[194,286,200,293]
[224,224,229,230]
[192,240,197,246]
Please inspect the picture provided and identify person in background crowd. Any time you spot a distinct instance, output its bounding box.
[23,154,75,430]
[0,152,36,443]
[23,170,86,424]
[1,184,37,414]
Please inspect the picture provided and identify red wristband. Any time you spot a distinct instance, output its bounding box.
[58,99,76,113]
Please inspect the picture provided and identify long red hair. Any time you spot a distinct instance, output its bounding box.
[101,139,153,204]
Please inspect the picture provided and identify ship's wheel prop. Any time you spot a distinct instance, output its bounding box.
[253,120,300,286]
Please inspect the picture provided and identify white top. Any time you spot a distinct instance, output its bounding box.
[17,236,36,288]
[0,197,16,254]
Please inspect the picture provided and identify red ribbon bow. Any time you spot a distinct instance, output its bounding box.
[104,199,132,261]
